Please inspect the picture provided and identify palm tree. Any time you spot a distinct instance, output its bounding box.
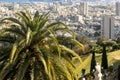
[0,11,84,80]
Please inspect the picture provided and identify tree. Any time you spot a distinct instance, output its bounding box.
[101,45,108,70]
[73,35,91,55]
[100,40,117,70]
[101,40,117,52]
[90,50,96,74]
[76,35,90,45]
[0,11,84,80]
[116,35,120,43]
[90,46,96,78]
[96,37,108,45]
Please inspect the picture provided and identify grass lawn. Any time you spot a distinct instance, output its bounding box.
[76,50,120,77]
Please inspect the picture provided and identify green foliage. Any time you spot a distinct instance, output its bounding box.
[94,45,103,53]
[75,54,92,78]
[76,35,90,45]
[84,73,93,80]
[90,50,96,74]
[96,37,108,45]
[56,36,74,49]
[101,41,117,47]
[75,35,91,55]
[0,11,84,80]
[101,45,108,69]
[95,40,118,53]
[112,44,120,51]
[116,36,120,43]
[75,50,120,79]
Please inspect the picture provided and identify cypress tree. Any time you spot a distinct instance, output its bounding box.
[90,50,96,74]
[101,45,108,69]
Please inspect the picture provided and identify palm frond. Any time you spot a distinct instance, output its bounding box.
[48,29,61,57]
[1,17,24,28]
[76,54,92,78]
[14,54,31,80]
[19,11,31,22]
[0,11,84,80]
[60,45,83,63]
[10,43,17,63]
[0,52,9,61]
[3,27,26,38]
[0,62,14,80]
[73,39,84,51]
[26,28,32,45]
[0,35,16,43]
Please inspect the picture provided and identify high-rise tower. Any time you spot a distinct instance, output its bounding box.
[116,2,120,16]
[101,15,115,39]
[80,2,88,16]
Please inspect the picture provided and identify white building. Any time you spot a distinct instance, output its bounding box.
[116,2,120,16]
[80,2,88,16]
[101,15,115,39]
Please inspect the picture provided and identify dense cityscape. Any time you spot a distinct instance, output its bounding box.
[0,0,120,40]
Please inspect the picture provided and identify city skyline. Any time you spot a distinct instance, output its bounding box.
[0,0,120,39]
[1,0,119,3]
